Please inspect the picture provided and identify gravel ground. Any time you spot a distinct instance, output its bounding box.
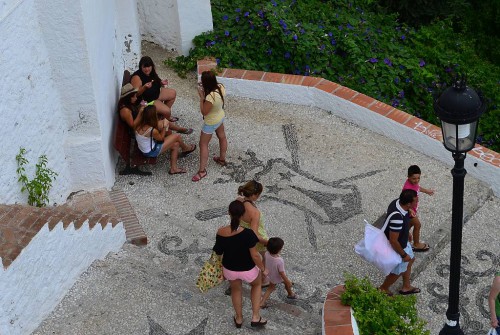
[33,41,499,335]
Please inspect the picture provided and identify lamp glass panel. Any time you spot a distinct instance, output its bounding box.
[441,121,477,152]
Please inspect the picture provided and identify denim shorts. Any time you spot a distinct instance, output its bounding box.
[390,243,414,275]
[143,142,163,158]
[202,118,224,135]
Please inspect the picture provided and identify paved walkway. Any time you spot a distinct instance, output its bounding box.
[34,42,499,335]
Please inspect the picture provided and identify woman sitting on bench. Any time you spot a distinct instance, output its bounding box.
[135,105,196,175]
[119,84,143,129]
[131,56,193,135]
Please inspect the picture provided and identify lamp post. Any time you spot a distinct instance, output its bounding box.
[434,77,486,335]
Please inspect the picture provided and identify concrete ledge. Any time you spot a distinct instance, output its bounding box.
[197,60,500,196]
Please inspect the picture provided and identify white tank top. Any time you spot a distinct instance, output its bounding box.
[135,127,155,153]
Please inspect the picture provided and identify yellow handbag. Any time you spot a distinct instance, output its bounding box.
[196,251,224,293]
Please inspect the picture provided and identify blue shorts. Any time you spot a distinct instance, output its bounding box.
[143,142,163,157]
[390,243,414,275]
[202,118,224,135]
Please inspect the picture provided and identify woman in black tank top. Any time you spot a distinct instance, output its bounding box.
[131,56,193,135]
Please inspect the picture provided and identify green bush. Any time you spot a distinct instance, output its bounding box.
[16,147,58,207]
[341,274,429,335]
[166,0,499,151]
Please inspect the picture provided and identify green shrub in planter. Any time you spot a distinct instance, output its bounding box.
[341,274,429,335]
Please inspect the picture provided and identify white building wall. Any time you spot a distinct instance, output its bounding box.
[0,0,72,205]
[0,222,126,335]
[0,0,142,205]
[137,0,213,55]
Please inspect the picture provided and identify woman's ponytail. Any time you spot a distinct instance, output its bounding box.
[228,200,245,232]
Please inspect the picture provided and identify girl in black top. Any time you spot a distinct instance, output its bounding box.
[131,56,192,134]
[213,201,269,328]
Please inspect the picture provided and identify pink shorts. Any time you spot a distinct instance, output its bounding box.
[223,266,260,283]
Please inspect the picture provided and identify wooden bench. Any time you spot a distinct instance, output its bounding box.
[114,70,157,176]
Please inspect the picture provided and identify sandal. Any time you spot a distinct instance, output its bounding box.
[168,169,187,175]
[213,156,227,166]
[412,243,430,252]
[233,316,242,329]
[250,317,267,327]
[179,144,196,158]
[191,170,207,182]
[399,287,421,295]
[177,128,193,135]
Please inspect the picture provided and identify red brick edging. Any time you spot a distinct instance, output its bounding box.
[323,285,355,335]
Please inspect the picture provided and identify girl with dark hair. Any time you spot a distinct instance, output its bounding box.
[213,201,269,328]
[134,105,196,174]
[131,56,193,134]
[119,83,142,129]
[237,180,269,254]
[192,70,228,182]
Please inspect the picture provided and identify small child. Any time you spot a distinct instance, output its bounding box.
[260,237,296,308]
[402,165,435,252]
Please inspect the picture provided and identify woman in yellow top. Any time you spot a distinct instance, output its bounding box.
[192,71,228,182]
[237,180,269,254]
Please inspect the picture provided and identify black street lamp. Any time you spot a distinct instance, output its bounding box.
[434,77,486,335]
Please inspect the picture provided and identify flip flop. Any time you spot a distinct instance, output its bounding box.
[213,156,227,166]
[179,144,196,158]
[192,170,207,182]
[399,287,421,295]
[168,169,186,175]
[412,243,430,252]
[177,128,193,135]
[250,317,267,327]
[233,316,242,329]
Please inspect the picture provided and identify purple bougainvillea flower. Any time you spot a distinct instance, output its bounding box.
[392,99,400,107]
[258,10,264,18]
[266,48,272,55]
[271,0,277,6]
[235,8,241,12]
[419,59,426,67]
[216,58,220,65]
[224,30,230,36]
[369,58,378,63]
[398,90,405,98]
[330,39,336,45]
[284,51,291,59]
[405,78,411,83]
[244,12,249,17]
[383,58,392,66]
[347,23,353,29]
[328,32,333,36]
[279,19,287,29]
[222,15,228,21]
[320,44,325,51]
[338,25,343,30]
[300,28,305,34]
[209,41,216,46]
[293,34,298,41]
[394,77,400,84]
[445,67,452,73]
[401,35,406,41]
[235,16,240,22]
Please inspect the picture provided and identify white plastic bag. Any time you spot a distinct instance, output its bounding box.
[487,328,498,335]
[354,212,402,276]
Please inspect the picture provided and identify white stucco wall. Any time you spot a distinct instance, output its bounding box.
[0,0,72,205]
[137,0,213,55]
[0,222,126,335]
[0,0,141,205]
[218,77,500,196]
